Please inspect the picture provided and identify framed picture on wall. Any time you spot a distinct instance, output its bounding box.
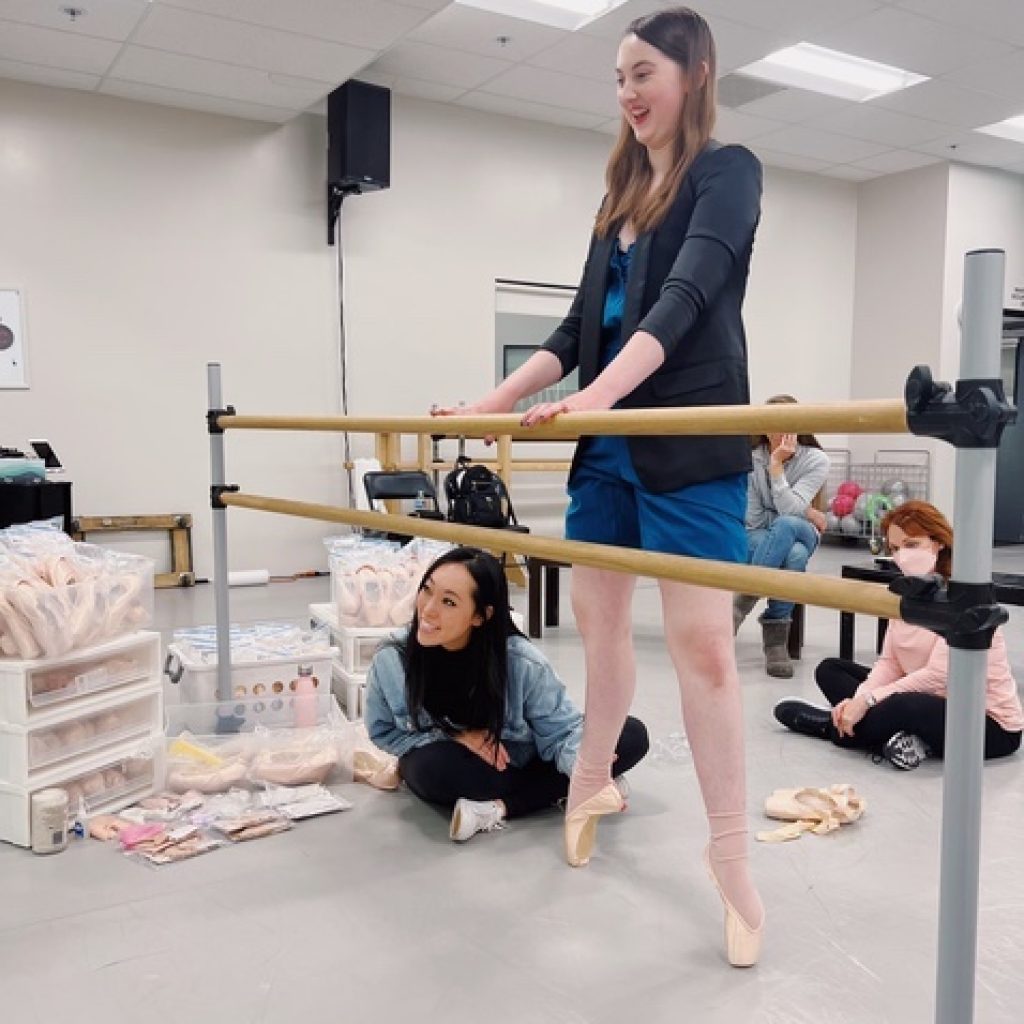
[0,287,28,389]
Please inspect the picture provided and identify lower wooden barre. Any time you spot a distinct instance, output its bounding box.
[220,492,903,620]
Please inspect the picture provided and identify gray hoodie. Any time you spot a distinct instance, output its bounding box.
[745,444,830,531]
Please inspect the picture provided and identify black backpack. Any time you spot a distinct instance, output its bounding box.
[444,456,518,529]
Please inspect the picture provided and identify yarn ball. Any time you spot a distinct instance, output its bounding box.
[840,514,863,536]
[830,494,855,517]
[837,481,864,499]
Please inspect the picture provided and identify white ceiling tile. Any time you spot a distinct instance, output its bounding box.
[159,0,432,51]
[456,90,609,131]
[854,148,942,173]
[698,0,882,36]
[811,6,1014,77]
[0,0,148,41]
[578,2,666,42]
[391,0,450,9]
[703,13,797,75]
[734,87,853,124]
[715,107,788,144]
[803,104,946,147]
[872,78,1022,129]
[99,78,297,122]
[478,64,619,118]
[752,147,834,172]
[526,32,618,84]
[896,0,1024,49]
[134,7,375,83]
[108,45,331,109]
[751,124,888,163]
[913,130,1024,169]
[408,5,567,61]
[368,40,513,90]
[821,164,882,181]
[0,57,100,92]
[392,77,467,103]
[943,49,1024,104]
[0,18,122,74]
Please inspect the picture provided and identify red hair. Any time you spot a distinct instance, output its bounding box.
[880,500,953,579]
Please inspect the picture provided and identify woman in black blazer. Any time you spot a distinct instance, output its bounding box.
[437,7,763,967]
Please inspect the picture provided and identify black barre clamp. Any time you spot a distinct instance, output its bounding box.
[207,405,236,434]
[210,484,239,510]
[892,574,1008,651]
[905,365,1016,448]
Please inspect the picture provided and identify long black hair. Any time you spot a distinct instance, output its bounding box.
[395,546,523,746]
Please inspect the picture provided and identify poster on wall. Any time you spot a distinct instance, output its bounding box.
[0,288,28,389]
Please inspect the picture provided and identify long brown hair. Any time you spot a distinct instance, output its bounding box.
[594,7,716,240]
[752,394,823,451]
[881,500,954,580]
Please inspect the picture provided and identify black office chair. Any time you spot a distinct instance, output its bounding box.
[362,470,444,543]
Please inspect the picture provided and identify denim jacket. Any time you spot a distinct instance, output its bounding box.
[365,633,582,776]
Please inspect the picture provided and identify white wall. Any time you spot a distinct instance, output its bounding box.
[848,163,951,504]
[2,82,861,561]
[1,80,342,577]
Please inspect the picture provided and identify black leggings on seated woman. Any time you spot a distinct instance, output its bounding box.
[815,658,1022,759]
[399,716,649,818]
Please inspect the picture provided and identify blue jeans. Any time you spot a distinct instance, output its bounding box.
[747,515,820,621]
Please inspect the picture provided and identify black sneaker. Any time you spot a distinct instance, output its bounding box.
[882,731,929,770]
[773,698,832,740]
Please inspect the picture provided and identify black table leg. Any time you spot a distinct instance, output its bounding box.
[840,611,855,661]
[876,617,889,655]
[545,564,560,628]
[527,559,542,639]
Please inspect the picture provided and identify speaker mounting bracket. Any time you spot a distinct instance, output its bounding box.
[328,182,362,246]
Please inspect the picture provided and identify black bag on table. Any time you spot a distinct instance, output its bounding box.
[444,455,518,529]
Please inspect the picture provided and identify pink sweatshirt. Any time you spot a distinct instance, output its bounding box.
[855,620,1024,732]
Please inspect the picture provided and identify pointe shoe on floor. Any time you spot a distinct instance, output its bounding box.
[703,847,764,968]
[564,783,625,867]
[764,784,866,835]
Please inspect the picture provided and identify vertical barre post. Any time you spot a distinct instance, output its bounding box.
[207,362,233,703]
[934,249,1005,1024]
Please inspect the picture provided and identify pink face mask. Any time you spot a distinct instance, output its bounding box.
[893,545,939,576]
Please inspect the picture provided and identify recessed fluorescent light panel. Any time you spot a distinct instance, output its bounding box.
[455,0,628,32]
[737,42,928,103]
[976,115,1024,145]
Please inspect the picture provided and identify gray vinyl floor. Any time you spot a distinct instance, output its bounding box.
[2,543,1023,1024]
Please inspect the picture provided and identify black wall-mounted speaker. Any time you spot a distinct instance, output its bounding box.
[327,80,391,193]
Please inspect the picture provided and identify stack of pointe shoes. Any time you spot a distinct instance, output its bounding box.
[564,785,764,968]
[336,563,422,628]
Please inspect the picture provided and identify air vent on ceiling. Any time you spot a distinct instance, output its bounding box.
[717,73,787,109]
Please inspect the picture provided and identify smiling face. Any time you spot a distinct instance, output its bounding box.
[415,562,488,651]
[616,33,690,152]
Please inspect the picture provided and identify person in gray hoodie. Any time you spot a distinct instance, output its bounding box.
[734,395,830,678]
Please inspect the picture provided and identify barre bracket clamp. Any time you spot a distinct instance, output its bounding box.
[905,365,1016,448]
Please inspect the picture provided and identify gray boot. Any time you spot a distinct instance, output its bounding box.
[733,594,758,635]
[760,618,793,678]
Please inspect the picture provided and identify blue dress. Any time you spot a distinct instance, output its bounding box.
[564,243,747,562]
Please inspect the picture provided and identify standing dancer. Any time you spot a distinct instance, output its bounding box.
[436,8,763,966]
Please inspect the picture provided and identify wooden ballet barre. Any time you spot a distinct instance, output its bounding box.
[218,491,903,621]
[216,398,908,440]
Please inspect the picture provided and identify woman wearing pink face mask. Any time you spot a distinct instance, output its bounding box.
[774,501,1022,769]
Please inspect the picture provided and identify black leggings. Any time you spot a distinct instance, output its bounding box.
[815,658,1022,759]
[399,716,650,819]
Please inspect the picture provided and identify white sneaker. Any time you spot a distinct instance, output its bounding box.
[450,799,506,842]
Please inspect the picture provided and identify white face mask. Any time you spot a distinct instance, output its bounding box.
[893,546,939,576]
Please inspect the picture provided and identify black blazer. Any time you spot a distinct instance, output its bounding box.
[541,142,763,493]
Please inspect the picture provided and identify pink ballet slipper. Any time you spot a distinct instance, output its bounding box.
[0,590,42,659]
[337,573,362,618]
[356,567,389,627]
[250,745,338,786]
[389,572,416,626]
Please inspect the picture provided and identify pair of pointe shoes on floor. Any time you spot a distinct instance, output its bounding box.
[564,783,764,968]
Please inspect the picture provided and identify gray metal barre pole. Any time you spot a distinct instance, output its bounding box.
[207,363,233,703]
[934,250,1005,1024]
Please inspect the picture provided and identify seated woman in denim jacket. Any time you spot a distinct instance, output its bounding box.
[733,395,830,679]
[365,546,649,842]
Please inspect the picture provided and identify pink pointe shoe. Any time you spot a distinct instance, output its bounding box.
[703,846,764,968]
[564,783,624,867]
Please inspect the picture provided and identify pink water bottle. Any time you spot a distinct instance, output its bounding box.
[293,665,319,728]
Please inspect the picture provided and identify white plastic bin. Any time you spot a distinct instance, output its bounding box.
[164,644,336,705]
[0,684,163,786]
[309,602,394,674]
[331,662,366,721]
[0,736,163,847]
[165,692,343,736]
[0,632,161,724]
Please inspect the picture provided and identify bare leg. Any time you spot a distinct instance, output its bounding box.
[660,580,763,932]
[566,566,637,814]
